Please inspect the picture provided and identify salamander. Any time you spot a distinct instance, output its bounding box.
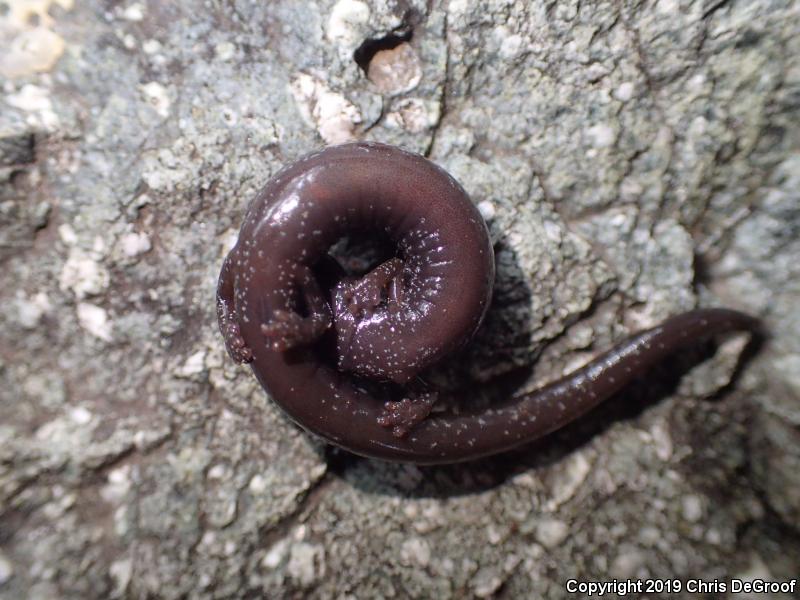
[217,141,758,464]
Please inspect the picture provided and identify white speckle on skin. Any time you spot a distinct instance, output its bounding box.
[77,302,113,341]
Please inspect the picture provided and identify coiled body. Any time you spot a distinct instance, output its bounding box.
[217,142,757,464]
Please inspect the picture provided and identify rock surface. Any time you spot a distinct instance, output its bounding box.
[1,0,799,598]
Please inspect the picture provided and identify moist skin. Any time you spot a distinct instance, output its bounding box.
[217,142,758,464]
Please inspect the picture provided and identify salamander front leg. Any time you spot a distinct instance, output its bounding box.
[260,269,332,351]
[336,257,405,318]
[217,254,254,364]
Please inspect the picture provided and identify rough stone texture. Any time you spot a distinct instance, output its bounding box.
[1,0,799,598]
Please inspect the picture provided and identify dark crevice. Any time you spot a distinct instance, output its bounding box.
[353,9,420,74]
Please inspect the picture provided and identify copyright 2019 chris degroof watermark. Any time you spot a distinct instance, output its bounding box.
[565,578,797,596]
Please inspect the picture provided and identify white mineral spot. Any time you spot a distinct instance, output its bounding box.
[544,452,592,510]
[587,123,616,148]
[486,525,502,545]
[687,73,707,94]
[639,526,661,546]
[614,81,635,102]
[77,303,113,341]
[200,531,217,547]
[535,517,569,549]
[656,0,680,14]
[287,542,325,586]
[215,41,235,60]
[207,464,226,480]
[400,537,431,567]
[6,84,60,129]
[142,39,162,54]
[681,494,704,522]
[610,550,644,579]
[448,0,469,15]
[109,558,132,595]
[499,31,524,59]
[140,82,171,118]
[58,224,78,245]
[92,235,107,255]
[620,177,644,202]
[472,567,503,598]
[17,300,43,329]
[262,539,289,569]
[249,473,267,494]
[177,350,206,377]
[69,406,92,424]
[119,231,151,257]
[60,248,110,298]
[119,32,135,49]
[326,0,370,49]
[17,291,50,329]
[477,200,496,221]
[101,465,131,503]
[290,73,361,144]
[293,525,308,541]
[0,551,12,584]
[543,220,562,242]
[386,98,436,133]
[650,420,672,461]
[706,528,722,545]
[114,505,128,537]
[121,3,145,21]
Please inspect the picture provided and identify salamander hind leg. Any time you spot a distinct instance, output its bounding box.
[377,389,438,438]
